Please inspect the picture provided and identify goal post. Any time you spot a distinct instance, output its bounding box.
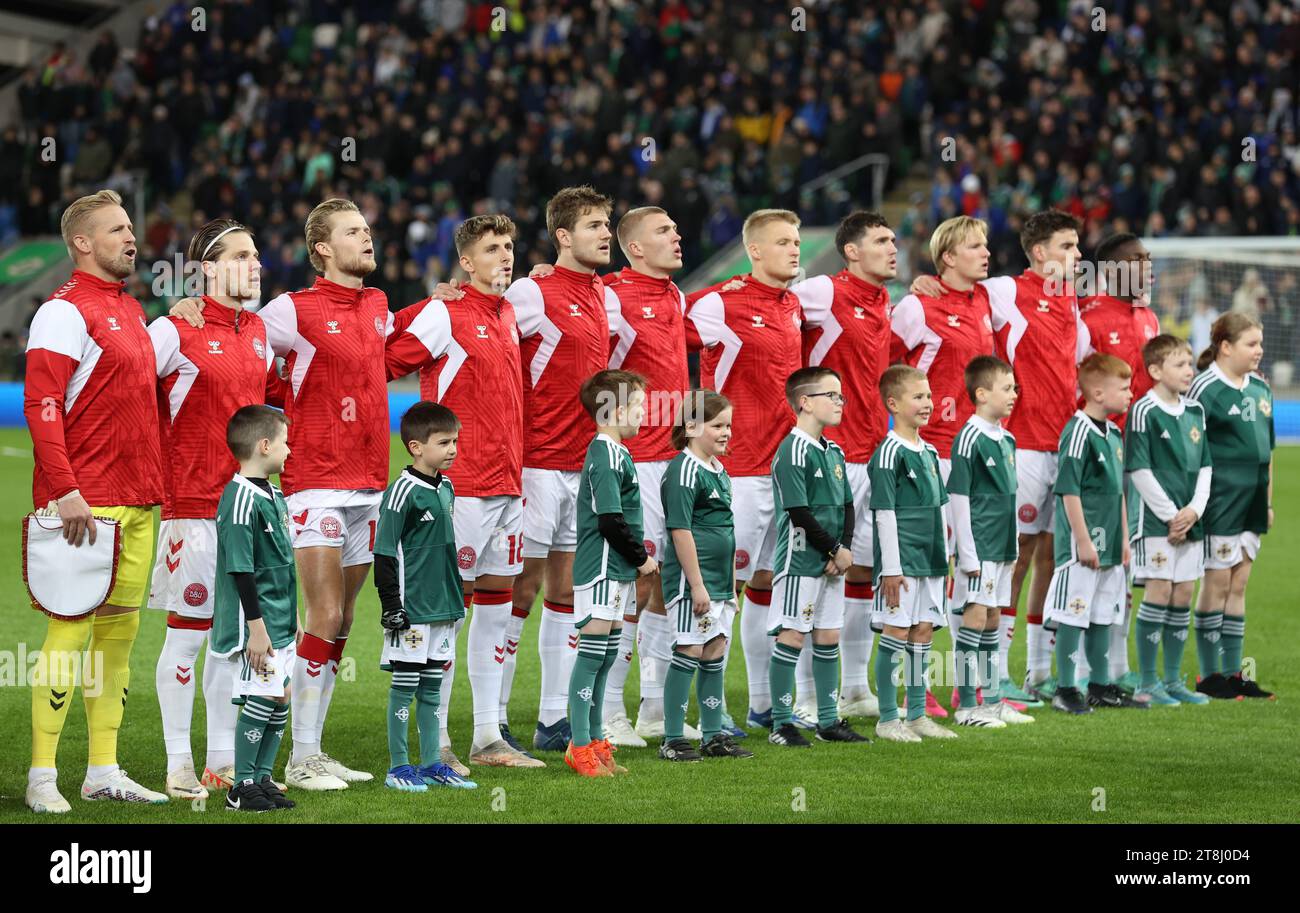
[1143,236,1300,443]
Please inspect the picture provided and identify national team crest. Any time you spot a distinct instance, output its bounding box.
[374,316,386,335]
[984,579,995,596]
[735,550,750,570]
[1151,552,1168,569]
[403,627,425,650]
[457,546,477,570]
[319,516,343,539]
[613,591,622,609]
[698,615,712,634]
[1259,397,1272,417]
[1189,426,1201,443]
[184,583,208,607]
[1019,504,1038,523]
[1069,597,1087,615]
[252,337,265,359]
[833,464,843,480]
[643,539,656,558]
[801,602,814,623]
[1216,543,1233,559]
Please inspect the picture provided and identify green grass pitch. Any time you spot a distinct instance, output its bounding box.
[0,429,1296,823]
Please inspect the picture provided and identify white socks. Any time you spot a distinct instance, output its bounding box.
[795,641,815,708]
[202,646,236,771]
[537,603,576,727]
[498,609,527,725]
[602,619,638,720]
[468,590,512,748]
[437,618,465,744]
[739,588,774,713]
[997,610,1016,683]
[155,625,207,773]
[1109,595,1132,679]
[636,611,671,721]
[840,589,874,695]
[1025,615,1051,684]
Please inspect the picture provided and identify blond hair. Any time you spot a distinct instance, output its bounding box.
[742,209,800,248]
[929,215,988,272]
[305,198,361,274]
[60,189,124,258]
[616,206,668,259]
[879,364,927,411]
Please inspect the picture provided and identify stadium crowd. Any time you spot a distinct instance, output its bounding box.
[2,0,1298,324]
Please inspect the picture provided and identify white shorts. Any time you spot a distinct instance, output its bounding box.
[521,468,580,557]
[574,578,637,626]
[453,495,523,580]
[1044,563,1126,630]
[732,475,776,581]
[672,598,737,646]
[1132,536,1207,582]
[286,489,382,567]
[149,518,217,619]
[636,460,669,561]
[871,575,947,632]
[846,461,875,568]
[380,621,458,667]
[768,574,846,635]
[952,560,1014,613]
[1014,450,1057,535]
[226,641,297,700]
[1206,532,1262,571]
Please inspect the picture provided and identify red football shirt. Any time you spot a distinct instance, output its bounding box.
[150,299,274,519]
[793,269,892,464]
[385,285,524,498]
[604,267,689,463]
[505,266,613,472]
[889,279,995,458]
[985,270,1090,452]
[1079,293,1160,426]
[685,274,803,477]
[259,277,394,495]
[24,269,164,507]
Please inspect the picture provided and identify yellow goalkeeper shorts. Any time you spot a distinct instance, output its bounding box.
[92,505,156,609]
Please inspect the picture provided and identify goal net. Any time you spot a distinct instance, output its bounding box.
[1143,237,1300,442]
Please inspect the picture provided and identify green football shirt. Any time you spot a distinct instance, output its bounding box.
[212,475,297,656]
[948,416,1018,562]
[574,434,644,588]
[772,428,853,579]
[1124,391,1212,539]
[1053,411,1126,567]
[1187,363,1274,536]
[869,431,949,581]
[373,467,464,625]
[660,449,736,606]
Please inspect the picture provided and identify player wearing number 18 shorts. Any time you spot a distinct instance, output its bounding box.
[384,215,541,769]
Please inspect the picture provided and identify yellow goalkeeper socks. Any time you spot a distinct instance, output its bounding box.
[31,615,94,768]
[84,611,140,767]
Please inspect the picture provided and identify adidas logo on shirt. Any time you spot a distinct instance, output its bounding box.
[1229,404,1241,415]
[1160,429,1171,439]
[985,457,997,467]
[1097,454,1107,463]
[907,469,917,479]
[708,490,719,499]
[264,522,274,533]
[814,468,823,478]
[420,510,435,522]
